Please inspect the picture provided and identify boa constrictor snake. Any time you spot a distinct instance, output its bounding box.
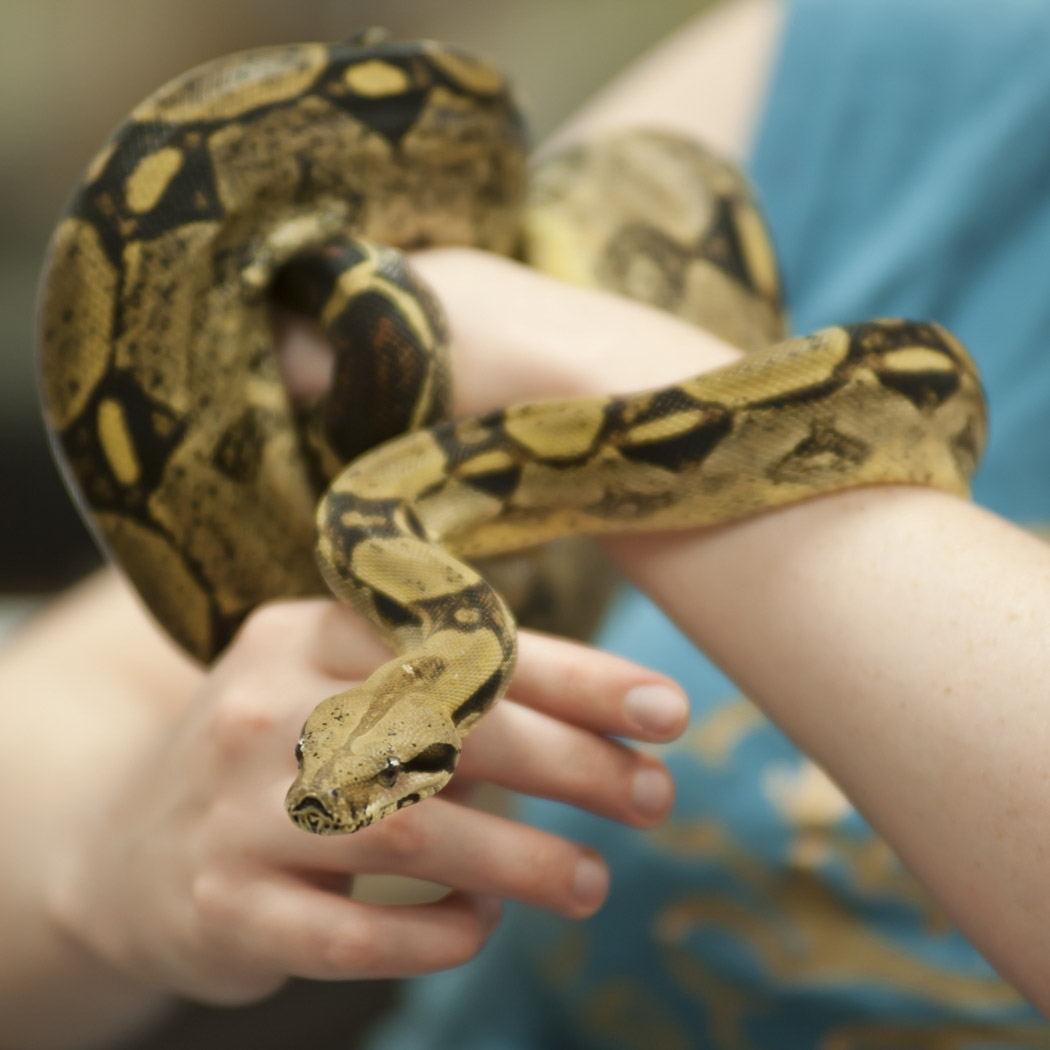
[38,33,987,834]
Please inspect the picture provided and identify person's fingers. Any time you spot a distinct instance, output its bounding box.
[235,601,689,741]
[511,630,689,742]
[265,794,609,919]
[457,699,675,826]
[198,872,502,983]
[224,603,683,828]
[228,600,688,751]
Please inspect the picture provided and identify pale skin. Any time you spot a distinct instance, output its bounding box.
[1,556,688,1047]
[3,0,1049,1046]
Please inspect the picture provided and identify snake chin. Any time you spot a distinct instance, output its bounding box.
[285,770,452,835]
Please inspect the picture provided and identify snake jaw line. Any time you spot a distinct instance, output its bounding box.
[286,761,457,834]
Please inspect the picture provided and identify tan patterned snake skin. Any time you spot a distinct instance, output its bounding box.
[37,34,987,833]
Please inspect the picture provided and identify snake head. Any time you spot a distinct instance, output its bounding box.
[285,683,462,834]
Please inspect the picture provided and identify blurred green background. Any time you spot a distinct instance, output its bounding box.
[1,0,707,597]
[1,1,708,1046]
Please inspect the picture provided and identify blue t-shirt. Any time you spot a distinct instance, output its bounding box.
[368,0,1050,1045]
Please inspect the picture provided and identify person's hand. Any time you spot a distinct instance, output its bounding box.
[42,245,701,1011]
[47,597,687,1005]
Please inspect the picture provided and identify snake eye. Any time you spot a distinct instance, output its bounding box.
[294,740,304,766]
[377,757,402,788]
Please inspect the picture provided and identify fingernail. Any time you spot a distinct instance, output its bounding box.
[632,766,674,821]
[623,684,688,736]
[573,854,608,914]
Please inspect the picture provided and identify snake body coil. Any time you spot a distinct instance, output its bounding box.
[38,35,987,834]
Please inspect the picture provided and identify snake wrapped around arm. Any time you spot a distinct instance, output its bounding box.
[37,33,987,834]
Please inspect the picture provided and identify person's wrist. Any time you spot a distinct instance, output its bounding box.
[411,246,741,408]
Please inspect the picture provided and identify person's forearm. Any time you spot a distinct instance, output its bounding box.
[420,248,1050,1013]
[0,574,191,1048]
[605,492,1050,1013]
[540,0,783,164]
[536,0,1050,1011]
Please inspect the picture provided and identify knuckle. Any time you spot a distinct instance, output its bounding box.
[318,917,381,974]
[189,869,231,928]
[506,840,570,905]
[234,601,307,653]
[569,738,635,806]
[209,677,279,754]
[439,921,486,969]
[522,646,593,700]
[559,753,603,800]
[539,736,612,803]
[557,660,592,693]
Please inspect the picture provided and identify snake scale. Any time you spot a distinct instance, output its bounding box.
[38,33,987,834]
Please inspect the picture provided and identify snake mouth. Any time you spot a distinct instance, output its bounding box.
[290,795,337,833]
